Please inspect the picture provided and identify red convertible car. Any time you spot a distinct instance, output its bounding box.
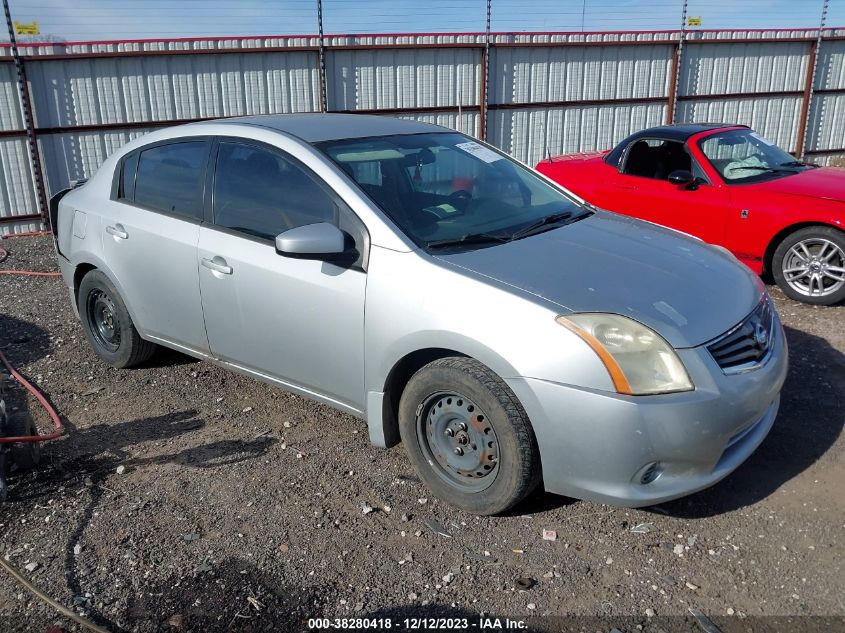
[536,124,845,305]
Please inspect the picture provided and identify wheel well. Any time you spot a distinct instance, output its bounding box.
[381,348,466,447]
[763,222,844,279]
[73,263,97,304]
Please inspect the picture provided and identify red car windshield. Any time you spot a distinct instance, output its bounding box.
[699,129,811,184]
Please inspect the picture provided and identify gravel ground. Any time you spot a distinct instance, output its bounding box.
[0,235,843,633]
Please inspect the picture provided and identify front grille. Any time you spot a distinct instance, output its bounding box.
[707,297,775,373]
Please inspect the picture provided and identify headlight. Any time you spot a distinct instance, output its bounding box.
[556,314,693,395]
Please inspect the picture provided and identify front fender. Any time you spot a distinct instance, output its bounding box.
[362,246,617,447]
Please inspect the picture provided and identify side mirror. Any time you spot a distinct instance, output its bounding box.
[275,222,354,262]
[668,169,702,191]
[668,169,694,185]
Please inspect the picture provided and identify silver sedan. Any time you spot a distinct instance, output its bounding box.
[52,115,788,514]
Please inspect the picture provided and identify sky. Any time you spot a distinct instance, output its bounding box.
[6,0,842,42]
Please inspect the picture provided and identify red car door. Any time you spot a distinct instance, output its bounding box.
[603,138,731,246]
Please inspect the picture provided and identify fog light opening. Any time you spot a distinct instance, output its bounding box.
[639,461,664,485]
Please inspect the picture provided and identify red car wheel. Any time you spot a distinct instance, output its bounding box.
[773,226,845,305]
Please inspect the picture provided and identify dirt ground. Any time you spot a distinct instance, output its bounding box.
[0,235,843,633]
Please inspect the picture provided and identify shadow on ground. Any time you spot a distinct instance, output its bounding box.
[0,315,53,499]
[6,408,277,506]
[0,314,51,424]
[0,556,335,632]
[136,345,200,369]
[124,558,337,632]
[2,408,277,631]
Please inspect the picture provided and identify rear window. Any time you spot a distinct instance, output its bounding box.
[133,142,207,219]
[117,152,138,200]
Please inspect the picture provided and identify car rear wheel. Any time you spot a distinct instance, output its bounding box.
[78,270,156,368]
[773,226,845,305]
[398,357,541,515]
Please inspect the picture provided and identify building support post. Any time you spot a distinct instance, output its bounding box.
[2,0,48,228]
[317,0,328,113]
[667,0,688,124]
[797,0,828,160]
[479,0,491,140]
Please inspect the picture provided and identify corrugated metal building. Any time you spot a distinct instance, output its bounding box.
[1,28,844,232]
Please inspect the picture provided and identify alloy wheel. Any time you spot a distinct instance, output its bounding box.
[782,238,845,298]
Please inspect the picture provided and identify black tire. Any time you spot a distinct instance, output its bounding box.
[398,357,541,515]
[78,269,156,368]
[6,412,41,472]
[772,226,845,306]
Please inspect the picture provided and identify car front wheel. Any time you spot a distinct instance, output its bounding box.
[773,226,845,305]
[398,357,541,515]
[78,270,157,368]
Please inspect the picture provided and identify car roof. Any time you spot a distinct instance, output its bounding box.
[631,123,739,142]
[213,113,449,143]
[605,123,748,167]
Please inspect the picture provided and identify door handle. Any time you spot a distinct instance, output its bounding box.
[201,257,233,275]
[106,224,128,239]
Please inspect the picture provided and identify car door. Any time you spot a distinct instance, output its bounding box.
[606,138,731,245]
[198,139,367,412]
[101,138,211,355]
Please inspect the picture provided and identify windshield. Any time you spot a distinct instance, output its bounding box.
[699,129,810,184]
[318,132,588,249]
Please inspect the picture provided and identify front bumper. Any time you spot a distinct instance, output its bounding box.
[506,316,788,508]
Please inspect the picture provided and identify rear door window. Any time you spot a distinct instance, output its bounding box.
[133,141,208,219]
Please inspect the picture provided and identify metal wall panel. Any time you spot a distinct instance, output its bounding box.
[326,34,483,47]
[27,52,320,128]
[392,111,479,138]
[492,32,679,45]
[0,63,23,131]
[490,103,667,167]
[807,93,845,153]
[677,95,803,152]
[489,45,672,104]
[0,137,38,235]
[680,42,809,96]
[685,29,822,41]
[17,29,837,57]
[815,39,845,90]
[38,128,162,194]
[19,36,321,57]
[1,28,843,231]
[808,154,845,167]
[326,48,480,111]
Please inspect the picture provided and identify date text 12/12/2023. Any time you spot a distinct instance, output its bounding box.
[307,617,528,630]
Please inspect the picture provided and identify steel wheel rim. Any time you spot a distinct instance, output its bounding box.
[86,289,121,352]
[782,238,845,298]
[416,391,499,492]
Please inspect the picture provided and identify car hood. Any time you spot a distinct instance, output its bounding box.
[760,167,845,203]
[434,211,763,348]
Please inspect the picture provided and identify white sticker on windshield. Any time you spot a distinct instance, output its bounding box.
[456,141,502,163]
[749,132,774,146]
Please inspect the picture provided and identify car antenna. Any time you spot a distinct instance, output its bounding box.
[544,133,554,163]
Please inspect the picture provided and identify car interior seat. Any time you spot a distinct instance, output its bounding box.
[624,141,656,178]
